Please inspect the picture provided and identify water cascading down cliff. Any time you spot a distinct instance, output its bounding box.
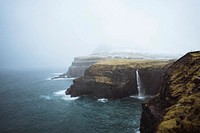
[136,69,145,98]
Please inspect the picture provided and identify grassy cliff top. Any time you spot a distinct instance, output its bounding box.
[84,58,174,80]
[96,58,174,69]
[156,51,200,132]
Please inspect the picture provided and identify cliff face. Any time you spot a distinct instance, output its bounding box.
[61,52,178,78]
[140,51,200,133]
[66,59,172,98]
[139,69,164,95]
[66,56,108,78]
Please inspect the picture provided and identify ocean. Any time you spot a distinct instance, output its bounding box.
[0,69,145,133]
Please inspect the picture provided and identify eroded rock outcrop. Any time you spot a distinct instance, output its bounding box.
[66,59,172,98]
[140,51,200,133]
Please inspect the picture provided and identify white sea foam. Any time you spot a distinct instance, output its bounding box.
[46,77,76,81]
[66,77,77,80]
[40,95,51,100]
[53,90,66,96]
[61,95,79,101]
[53,90,79,101]
[97,98,108,103]
[52,72,64,75]
[134,127,140,133]
[130,95,152,100]
[50,77,67,80]
[45,78,52,80]
[130,95,146,100]
[53,77,77,81]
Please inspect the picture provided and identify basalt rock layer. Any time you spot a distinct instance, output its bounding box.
[66,59,172,98]
[140,51,200,133]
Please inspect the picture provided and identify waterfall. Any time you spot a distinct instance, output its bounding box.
[136,69,145,97]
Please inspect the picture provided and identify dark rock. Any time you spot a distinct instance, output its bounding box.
[140,51,200,133]
[139,69,163,95]
[66,59,172,98]
[56,52,178,79]
[66,56,108,78]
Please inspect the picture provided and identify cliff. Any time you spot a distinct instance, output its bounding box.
[66,56,109,78]
[56,52,178,79]
[66,59,173,98]
[140,51,200,133]
[50,56,107,79]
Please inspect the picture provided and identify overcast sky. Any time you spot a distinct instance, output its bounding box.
[0,0,200,69]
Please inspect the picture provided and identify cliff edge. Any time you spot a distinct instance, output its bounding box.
[66,59,172,98]
[140,51,200,133]
[55,52,178,79]
[66,56,108,78]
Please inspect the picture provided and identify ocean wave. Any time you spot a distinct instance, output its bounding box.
[45,77,67,81]
[46,77,76,81]
[53,90,66,96]
[52,77,76,81]
[97,98,108,103]
[134,127,140,133]
[45,78,52,80]
[61,95,79,101]
[40,95,51,100]
[53,90,79,101]
[66,77,77,80]
[52,72,64,75]
[40,90,79,101]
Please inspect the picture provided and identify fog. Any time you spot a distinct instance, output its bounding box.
[0,0,200,70]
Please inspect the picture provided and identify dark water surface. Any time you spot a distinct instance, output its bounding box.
[0,70,144,133]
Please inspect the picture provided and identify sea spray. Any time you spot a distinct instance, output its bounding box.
[40,95,51,100]
[97,98,108,103]
[53,90,79,100]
